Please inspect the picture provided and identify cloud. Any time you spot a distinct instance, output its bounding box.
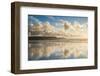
[31,21,55,32]
[42,21,55,32]
[29,18,88,38]
[28,16,42,26]
[57,20,88,38]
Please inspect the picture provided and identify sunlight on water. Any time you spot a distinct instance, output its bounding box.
[28,41,88,60]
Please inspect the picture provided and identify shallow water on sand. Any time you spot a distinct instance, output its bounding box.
[28,41,88,61]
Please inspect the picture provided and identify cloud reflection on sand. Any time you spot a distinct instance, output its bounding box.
[28,41,88,60]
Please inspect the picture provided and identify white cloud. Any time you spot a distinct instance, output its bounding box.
[42,21,55,32]
[30,19,88,39]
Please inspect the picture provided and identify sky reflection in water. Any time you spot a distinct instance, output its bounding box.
[28,41,88,61]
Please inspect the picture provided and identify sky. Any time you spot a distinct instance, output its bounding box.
[28,15,88,38]
[28,15,88,28]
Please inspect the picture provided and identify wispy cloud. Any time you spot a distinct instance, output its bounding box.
[28,16,42,25]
